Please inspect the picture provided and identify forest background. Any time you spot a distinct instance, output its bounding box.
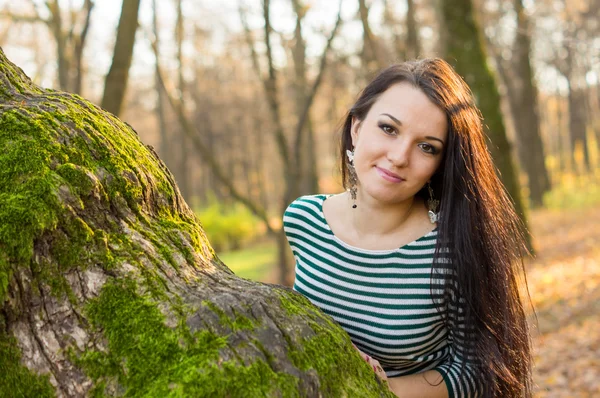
[1,0,599,395]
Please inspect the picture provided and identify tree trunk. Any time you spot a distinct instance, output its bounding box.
[358,0,386,70]
[73,0,94,95]
[291,0,319,196]
[47,0,69,91]
[441,0,532,250]
[590,82,600,156]
[304,119,319,194]
[433,0,448,55]
[175,0,190,202]
[406,0,420,59]
[567,84,590,173]
[152,0,171,172]
[381,0,406,60]
[0,48,394,397]
[100,0,141,116]
[557,95,569,174]
[502,0,551,207]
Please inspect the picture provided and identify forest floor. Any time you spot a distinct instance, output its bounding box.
[527,206,600,397]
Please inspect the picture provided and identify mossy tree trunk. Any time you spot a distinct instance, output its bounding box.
[0,48,393,397]
[440,0,532,250]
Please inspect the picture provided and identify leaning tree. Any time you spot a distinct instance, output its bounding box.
[0,48,392,397]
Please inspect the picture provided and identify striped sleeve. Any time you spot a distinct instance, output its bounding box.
[433,292,483,398]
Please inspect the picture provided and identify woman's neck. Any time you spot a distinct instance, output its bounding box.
[345,191,423,238]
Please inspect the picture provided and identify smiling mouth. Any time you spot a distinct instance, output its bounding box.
[376,167,405,182]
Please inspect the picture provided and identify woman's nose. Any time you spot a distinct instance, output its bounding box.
[387,142,410,167]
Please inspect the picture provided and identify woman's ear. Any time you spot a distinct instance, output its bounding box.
[350,116,360,147]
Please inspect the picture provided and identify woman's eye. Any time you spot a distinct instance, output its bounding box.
[419,143,437,154]
[379,123,395,135]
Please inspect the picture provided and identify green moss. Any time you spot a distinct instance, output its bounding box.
[202,301,258,332]
[0,318,55,397]
[0,91,212,300]
[56,163,96,197]
[277,290,396,397]
[0,55,43,100]
[77,277,298,397]
[0,110,62,299]
[158,218,214,265]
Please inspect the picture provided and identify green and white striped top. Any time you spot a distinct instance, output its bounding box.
[283,194,481,398]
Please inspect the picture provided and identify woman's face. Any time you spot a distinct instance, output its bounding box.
[350,82,448,206]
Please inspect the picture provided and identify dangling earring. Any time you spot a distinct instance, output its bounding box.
[346,149,358,209]
[427,181,439,224]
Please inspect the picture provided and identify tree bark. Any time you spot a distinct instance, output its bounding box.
[0,47,394,397]
[100,0,141,116]
[441,0,532,250]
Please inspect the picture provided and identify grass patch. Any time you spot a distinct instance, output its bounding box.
[544,171,600,210]
[218,241,276,282]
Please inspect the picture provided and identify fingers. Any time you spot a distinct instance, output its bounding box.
[354,347,388,380]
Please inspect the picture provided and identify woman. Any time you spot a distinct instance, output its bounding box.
[283,59,532,397]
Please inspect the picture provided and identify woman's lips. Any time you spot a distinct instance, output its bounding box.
[375,167,405,183]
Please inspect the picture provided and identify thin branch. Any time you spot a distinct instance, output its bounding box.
[27,0,49,22]
[0,12,48,23]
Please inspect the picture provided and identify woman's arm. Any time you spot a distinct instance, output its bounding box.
[387,370,449,398]
[354,346,449,398]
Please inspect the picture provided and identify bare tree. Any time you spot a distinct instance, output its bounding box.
[3,0,94,93]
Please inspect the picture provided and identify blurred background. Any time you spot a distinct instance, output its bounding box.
[1,0,598,395]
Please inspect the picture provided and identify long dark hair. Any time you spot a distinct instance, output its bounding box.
[338,59,532,397]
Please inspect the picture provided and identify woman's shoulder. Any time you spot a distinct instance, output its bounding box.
[283,194,330,234]
[285,193,330,210]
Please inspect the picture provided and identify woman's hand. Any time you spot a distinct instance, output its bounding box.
[352,344,388,382]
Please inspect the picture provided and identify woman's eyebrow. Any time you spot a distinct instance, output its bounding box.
[425,136,445,145]
[381,113,402,125]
